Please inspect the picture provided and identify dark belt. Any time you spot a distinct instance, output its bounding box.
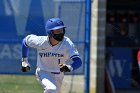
[51,72,60,74]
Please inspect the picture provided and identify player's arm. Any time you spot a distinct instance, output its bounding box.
[21,34,44,72]
[71,56,82,70]
[21,39,31,72]
[59,56,82,72]
[59,38,82,72]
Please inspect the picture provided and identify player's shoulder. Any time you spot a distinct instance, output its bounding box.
[25,34,48,43]
[26,34,48,40]
[64,36,73,43]
[63,36,74,46]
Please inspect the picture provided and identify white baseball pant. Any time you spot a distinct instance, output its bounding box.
[35,68,64,93]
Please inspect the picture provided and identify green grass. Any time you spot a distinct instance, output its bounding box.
[0,75,84,93]
[0,75,43,93]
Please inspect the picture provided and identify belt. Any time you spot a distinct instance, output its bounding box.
[51,72,60,74]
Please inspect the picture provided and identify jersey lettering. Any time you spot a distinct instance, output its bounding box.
[39,52,64,57]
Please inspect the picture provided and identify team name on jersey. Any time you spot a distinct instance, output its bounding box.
[39,52,64,57]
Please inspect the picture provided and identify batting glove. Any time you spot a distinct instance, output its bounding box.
[21,57,31,72]
[59,64,73,72]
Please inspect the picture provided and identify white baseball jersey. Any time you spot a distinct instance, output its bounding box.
[24,34,79,72]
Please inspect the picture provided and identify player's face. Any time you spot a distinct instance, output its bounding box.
[52,28,65,41]
[53,28,64,34]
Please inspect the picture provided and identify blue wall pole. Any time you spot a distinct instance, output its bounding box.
[84,0,91,93]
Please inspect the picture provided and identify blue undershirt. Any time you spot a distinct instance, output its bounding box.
[71,57,82,70]
[22,39,28,57]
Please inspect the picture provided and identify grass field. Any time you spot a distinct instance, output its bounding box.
[0,75,43,93]
[0,75,84,93]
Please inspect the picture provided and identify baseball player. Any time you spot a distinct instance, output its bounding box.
[21,18,82,93]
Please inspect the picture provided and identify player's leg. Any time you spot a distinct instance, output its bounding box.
[42,78,57,93]
[54,73,64,93]
[35,68,57,93]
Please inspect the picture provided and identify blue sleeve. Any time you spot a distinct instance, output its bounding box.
[71,57,82,70]
[22,39,29,57]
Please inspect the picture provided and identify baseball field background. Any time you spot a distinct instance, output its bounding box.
[0,0,87,93]
[2,0,139,93]
[0,75,84,93]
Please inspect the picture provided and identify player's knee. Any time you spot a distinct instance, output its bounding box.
[44,86,57,93]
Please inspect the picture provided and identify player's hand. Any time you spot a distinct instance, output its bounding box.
[21,57,31,72]
[59,64,73,72]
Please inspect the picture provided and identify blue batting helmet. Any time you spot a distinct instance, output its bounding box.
[45,18,66,32]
